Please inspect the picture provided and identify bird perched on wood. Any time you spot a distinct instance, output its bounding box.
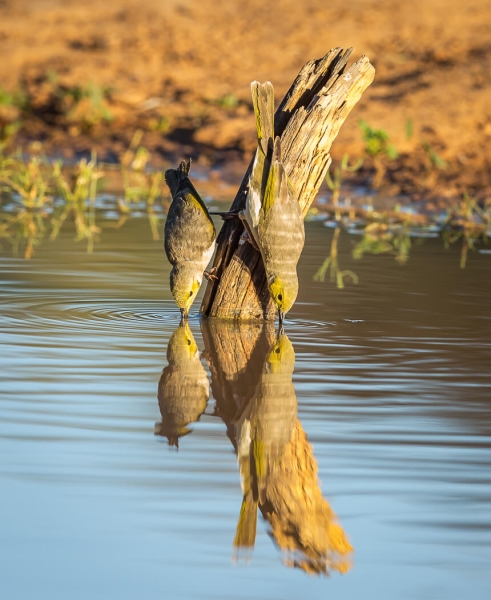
[164,160,216,319]
[231,81,305,322]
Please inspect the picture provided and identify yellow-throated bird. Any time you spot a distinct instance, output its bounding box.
[239,81,305,322]
[164,160,216,319]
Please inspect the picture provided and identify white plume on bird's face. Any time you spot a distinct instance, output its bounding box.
[240,82,305,318]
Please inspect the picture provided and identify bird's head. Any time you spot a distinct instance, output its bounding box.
[170,267,202,318]
[268,275,298,321]
[167,321,199,364]
[265,332,295,374]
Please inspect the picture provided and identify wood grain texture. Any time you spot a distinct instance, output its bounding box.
[201,48,374,320]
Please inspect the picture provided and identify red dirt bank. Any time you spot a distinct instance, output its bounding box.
[1,0,490,199]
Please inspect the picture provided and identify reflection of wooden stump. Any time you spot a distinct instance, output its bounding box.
[202,319,274,378]
[201,320,352,574]
[201,319,276,428]
[263,419,352,575]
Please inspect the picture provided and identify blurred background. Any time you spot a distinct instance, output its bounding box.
[1,0,490,197]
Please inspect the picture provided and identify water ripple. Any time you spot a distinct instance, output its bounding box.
[0,296,182,333]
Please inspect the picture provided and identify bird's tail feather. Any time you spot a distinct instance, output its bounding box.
[251,81,274,157]
[164,160,191,197]
[233,490,258,549]
[249,81,275,206]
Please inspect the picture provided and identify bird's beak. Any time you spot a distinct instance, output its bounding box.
[278,309,285,324]
[180,307,188,323]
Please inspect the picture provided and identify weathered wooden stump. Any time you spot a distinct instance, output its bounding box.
[200,47,374,320]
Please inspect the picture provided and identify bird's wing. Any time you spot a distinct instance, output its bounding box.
[164,162,216,265]
[166,163,215,230]
[253,436,269,505]
[261,136,288,217]
[258,136,304,262]
[164,196,216,266]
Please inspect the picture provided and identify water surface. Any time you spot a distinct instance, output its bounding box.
[1,214,490,599]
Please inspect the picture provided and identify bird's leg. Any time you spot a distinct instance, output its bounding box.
[208,210,240,221]
[204,267,219,281]
[239,230,260,251]
[238,213,260,251]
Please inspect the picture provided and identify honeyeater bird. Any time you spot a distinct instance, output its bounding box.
[154,321,209,447]
[233,330,297,550]
[239,81,305,323]
[164,160,216,319]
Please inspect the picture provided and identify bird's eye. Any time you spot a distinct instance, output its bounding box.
[189,291,193,297]
[187,339,191,345]
[275,347,280,354]
[277,294,283,302]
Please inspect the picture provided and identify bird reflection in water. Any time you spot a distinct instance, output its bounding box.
[233,329,297,550]
[155,319,353,575]
[154,320,209,447]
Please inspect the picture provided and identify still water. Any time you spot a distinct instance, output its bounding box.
[1,214,490,599]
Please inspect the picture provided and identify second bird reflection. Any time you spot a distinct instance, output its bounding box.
[154,321,209,447]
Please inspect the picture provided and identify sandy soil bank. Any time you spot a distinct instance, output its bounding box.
[1,0,490,200]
